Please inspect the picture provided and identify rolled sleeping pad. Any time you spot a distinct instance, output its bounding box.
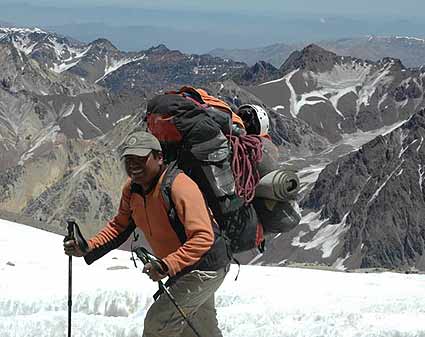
[256,137,279,178]
[253,199,301,233]
[255,169,300,201]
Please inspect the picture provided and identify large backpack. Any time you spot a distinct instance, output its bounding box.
[146,89,264,253]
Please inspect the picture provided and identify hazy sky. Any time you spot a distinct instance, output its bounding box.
[1,0,424,17]
[2,0,425,52]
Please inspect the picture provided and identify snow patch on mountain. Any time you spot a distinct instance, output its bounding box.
[0,27,45,34]
[298,163,328,194]
[272,105,285,111]
[78,101,102,134]
[395,36,425,43]
[292,211,349,259]
[11,35,38,54]
[95,54,146,83]
[368,161,404,206]
[285,69,299,117]
[61,104,75,118]
[19,125,61,164]
[332,254,350,270]
[312,62,372,89]
[259,60,395,120]
[52,59,81,73]
[418,166,425,193]
[258,72,290,86]
[77,128,84,139]
[51,45,92,73]
[113,114,132,126]
[357,69,392,111]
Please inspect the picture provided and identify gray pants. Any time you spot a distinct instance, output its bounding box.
[142,267,228,337]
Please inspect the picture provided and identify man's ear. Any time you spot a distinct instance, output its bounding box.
[158,152,164,165]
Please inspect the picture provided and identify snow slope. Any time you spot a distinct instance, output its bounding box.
[1,219,425,337]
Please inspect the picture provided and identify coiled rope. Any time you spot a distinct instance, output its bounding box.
[227,134,263,204]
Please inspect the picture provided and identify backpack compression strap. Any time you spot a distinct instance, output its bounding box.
[167,86,245,129]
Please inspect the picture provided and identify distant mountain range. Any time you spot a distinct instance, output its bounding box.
[4,3,425,53]
[1,26,425,271]
[210,36,425,68]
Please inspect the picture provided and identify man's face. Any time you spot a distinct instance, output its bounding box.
[123,152,163,187]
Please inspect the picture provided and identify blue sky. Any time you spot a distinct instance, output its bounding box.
[1,0,424,16]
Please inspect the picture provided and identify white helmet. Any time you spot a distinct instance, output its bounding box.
[237,104,270,135]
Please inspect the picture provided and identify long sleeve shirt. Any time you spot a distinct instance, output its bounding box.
[86,170,214,276]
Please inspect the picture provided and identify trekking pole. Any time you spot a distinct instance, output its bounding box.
[133,247,203,337]
[64,220,89,337]
[157,281,202,337]
[66,220,74,337]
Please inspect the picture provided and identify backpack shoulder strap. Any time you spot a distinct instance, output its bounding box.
[160,161,187,244]
[128,163,187,245]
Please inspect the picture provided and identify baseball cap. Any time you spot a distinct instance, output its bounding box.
[119,131,162,159]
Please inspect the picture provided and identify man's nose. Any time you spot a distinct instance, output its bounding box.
[128,162,139,170]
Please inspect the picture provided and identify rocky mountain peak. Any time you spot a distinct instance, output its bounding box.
[0,27,52,48]
[0,27,47,36]
[236,60,280,85]
[303,43,335,56]
[379,57,405,71]
[0,26,86,73]
[280,43,339,74]
[147,44,170,54]
[254,60,276,70]
[299,107,425,270]
[89,38,119,52]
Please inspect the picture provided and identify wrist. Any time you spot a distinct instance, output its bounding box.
[158,260,169,275]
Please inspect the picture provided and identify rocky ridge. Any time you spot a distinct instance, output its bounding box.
[249,109,425,271]
[209,36,425,69]
[248,44,425,143]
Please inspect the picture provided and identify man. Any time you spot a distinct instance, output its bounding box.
[64,130,230,337]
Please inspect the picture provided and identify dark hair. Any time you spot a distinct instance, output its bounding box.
[151,150,162,159]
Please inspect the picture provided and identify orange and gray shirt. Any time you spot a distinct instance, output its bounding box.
[84,170,215,276]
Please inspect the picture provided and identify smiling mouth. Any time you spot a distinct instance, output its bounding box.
[130,168,144,175]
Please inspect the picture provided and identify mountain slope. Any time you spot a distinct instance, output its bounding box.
[256,108,425,271]
[0,111,145,236]
[0,37,145,168]
[247,44,425,143]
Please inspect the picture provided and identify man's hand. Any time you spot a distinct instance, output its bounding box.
[63,239,86,257]
[143,262,168,282]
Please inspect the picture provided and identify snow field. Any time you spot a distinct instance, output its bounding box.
[1,220,425,337]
